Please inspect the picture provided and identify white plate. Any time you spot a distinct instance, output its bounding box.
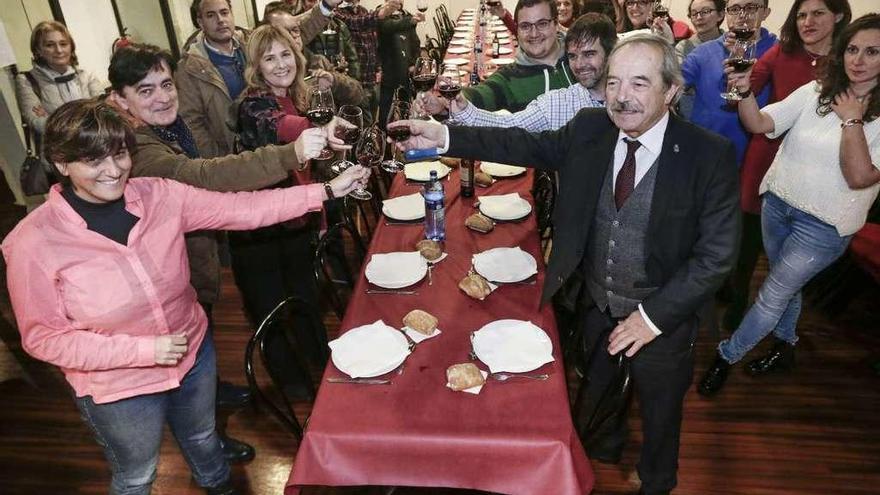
[404,161,451,181]
[365,251,428,288]
[454,26,472,32]
[479,193,532,221]
[471,319,554,373]
[473,246,537,283]
[452,32,472,39]
[447,46,471,54]
[382,192,425,221]
[330,320,411,378]
[490,25,508,31]
[491,58,515,65]
[480,161,526,177]
[493,47,513,55]
[445,57,470,66]
[450,38,472,45]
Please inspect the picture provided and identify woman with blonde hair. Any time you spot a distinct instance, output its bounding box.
[15,21,104,136]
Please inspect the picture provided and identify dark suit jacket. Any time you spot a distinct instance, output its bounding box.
[448,109,741,335]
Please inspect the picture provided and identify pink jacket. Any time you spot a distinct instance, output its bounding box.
[3,178,324,404]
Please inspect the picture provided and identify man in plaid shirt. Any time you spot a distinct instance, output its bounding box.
[424,14,616,131]
[334,0,400,118]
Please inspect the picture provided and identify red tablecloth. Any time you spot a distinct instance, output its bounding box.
[285,168,594,494]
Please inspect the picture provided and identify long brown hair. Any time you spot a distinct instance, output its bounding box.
[817,13,880,123]
[30,20,79,68]
[244,24,309,113]
[779,0,851,54]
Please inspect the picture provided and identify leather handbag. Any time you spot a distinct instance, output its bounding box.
[19,121,52,196]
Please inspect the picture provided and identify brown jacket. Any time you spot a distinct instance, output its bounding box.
[176,5,330,158]
[129,125,305,303]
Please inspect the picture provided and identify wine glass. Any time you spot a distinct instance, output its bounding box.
[383,101,412,173]
[416,0,428,14]
[721,9,758,101]
[437,65,463,123]
[306,86,336,160]
[351,127,386,201]
[329,105,363,176]
[411,57,438,119]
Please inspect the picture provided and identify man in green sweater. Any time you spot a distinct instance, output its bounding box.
[462,0,575,112]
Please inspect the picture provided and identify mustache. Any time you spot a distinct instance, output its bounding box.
[610,102,640,113]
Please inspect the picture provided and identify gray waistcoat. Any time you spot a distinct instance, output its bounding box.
[584,156,660,318]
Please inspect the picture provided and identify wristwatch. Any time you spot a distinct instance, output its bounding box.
[841,118,864,129]
[323,182,335,200]
[738,88,752,98]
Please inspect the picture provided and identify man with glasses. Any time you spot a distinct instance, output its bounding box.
[461,0,576,113]
[680,0,776,165]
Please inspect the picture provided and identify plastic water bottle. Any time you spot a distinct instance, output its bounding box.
[424,170,446,241]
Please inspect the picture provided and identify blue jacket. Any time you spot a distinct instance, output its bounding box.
[681,28,777,165]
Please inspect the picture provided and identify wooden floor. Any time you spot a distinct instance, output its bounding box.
[0,183,878,494]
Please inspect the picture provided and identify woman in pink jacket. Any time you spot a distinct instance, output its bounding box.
[1,99,368,495]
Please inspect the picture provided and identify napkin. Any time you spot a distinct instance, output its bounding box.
[471,320,554,374]
[366,251,427,287]
[329,320,411,377]
[472,246,538,283]
[403,326,442,343]
[382,193,425,220]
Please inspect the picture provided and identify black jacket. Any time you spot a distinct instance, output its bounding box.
[447,109,741,334]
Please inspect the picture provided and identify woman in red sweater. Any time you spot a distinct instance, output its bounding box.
[723,0,851,343]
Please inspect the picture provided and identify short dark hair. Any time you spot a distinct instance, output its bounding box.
[580,0,618,25]
[108,43,177,93]
[262,0,295,24]
[779,0,852,53]
[565,13,617,59]
[687,0,726,27]
[514,0,558,23]
[43,99,136,179]
[190,0,233,29]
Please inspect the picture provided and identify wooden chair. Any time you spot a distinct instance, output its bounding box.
[244,296,324,440]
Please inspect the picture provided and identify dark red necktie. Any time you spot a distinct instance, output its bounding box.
[614,139,641,210]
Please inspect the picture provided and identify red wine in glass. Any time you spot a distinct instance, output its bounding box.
[487,0,501,6]
[727,58,756,72]
[411,74,437,93]
[732,27,755,40]
[652,5,669,18]
[334,126,361,145]
[418,6,428,13]
[357,152,381,165]
[306,109,334,126]
[438,81,462,99]
[388,126,412,142]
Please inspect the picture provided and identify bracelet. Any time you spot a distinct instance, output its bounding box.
[323,182,335,200]
[739,88,752,98]
[841,118,864,129]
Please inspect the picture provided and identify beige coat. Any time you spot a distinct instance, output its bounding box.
[176,5,330,158]
[129,125,306,303]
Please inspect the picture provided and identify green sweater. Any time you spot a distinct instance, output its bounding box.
[463,38,575,112]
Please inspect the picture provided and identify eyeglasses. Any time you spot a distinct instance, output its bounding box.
[516,18,555,33]
[725,4,763,16]
[624,0,652,8]
[688,8,717,18]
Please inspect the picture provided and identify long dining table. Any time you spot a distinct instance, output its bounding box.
[284,161,594,494]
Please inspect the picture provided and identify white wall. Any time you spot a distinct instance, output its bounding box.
[57,0,117,83]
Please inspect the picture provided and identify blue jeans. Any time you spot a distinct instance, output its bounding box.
[718,193,851,364]
[75,336,229,495]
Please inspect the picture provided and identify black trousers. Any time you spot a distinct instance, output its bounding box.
[574,305,696,494]
[229,224,322,389]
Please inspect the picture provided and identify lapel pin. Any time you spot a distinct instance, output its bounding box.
[673,144,680,153]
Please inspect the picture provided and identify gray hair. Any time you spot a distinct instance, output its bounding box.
[606,33,684,91]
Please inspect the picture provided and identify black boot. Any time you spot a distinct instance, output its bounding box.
[698,352,731,397]
[746,338,795,375]
[206,482,238,495]
[219,434,255,463]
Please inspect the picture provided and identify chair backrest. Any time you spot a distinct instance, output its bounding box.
[244,296,324,440]
[533,170,556,239]
[314,221,368,320]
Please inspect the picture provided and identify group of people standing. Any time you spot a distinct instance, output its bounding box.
[4,0,880,494]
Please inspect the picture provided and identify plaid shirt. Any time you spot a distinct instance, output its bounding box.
[452,83,605,132]
[334,5,380,86]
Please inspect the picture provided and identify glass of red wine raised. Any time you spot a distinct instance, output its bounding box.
[649,0,670,35]
[329,105,363,176]
[437,64,463,123]
[416,0,428,15]
[721,8,758,101]
[383,100,413,173]
[411,57,437,120]
[306,86,336,160]
[351,126,386,201]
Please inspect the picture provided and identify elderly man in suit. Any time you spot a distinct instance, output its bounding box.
[392,33,740,495]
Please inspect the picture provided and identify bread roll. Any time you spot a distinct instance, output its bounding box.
[459,273,492,300]
[447,363,485,391]
[465,213,494,233]
[416,239,443,261]
[475,171,494,187]
[403,309,438,336]
[440,157,460,168]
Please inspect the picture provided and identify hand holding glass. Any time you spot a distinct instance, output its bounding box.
[306,86,336,160]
